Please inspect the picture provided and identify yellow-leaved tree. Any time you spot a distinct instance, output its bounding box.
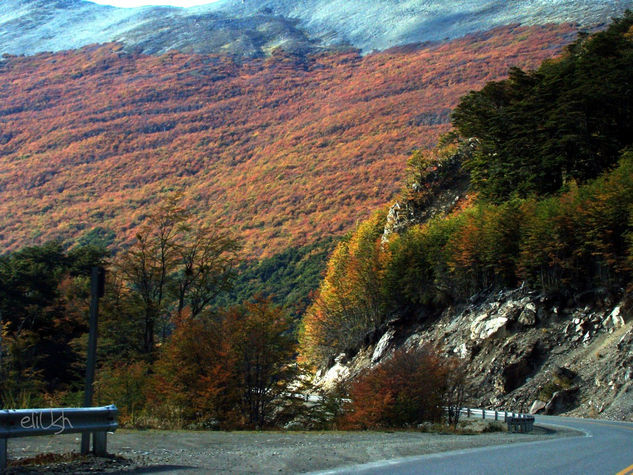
[299,209,388,367]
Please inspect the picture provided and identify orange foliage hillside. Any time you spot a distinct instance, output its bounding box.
[0,24,576,257]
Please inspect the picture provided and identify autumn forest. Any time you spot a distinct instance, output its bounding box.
[0,24,576,257]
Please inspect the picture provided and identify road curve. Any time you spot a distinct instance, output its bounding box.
[314,415,633,475]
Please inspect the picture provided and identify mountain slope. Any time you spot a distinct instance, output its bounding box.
[307,15,633,421]
[0,0,630,57]
[217,0,633,52]
[0,24,576,257]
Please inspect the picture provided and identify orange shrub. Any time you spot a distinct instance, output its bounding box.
[341,345,455,429]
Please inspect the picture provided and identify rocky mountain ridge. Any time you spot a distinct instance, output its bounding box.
[1,0,632,57]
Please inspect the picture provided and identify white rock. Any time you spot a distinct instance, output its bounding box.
[403,333,421,350]
[315,353,350,390]
[603,305,625,329]
[454,343,469,359]
[320,360,350,391]
[471,313,508,340]
[372,329,395,364]
[529,400,546,414]
[518,302,537,326]
[497,301,522,320]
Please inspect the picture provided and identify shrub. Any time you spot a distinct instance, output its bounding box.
[95,361,152,427]
[149,297,297,429]
[341,345,462,429]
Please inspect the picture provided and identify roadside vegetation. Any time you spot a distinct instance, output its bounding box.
[0,213,463,429]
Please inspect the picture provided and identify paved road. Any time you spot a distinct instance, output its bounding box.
[316,415,633,475]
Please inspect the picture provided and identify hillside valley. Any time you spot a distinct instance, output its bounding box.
[0,24,576,258]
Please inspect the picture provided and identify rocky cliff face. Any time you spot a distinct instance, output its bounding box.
[1,0,632,57]
[321,130,633,421]
[381,142,471,244]
[316,286,633,420]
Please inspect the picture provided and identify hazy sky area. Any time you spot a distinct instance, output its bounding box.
[89,0,220,7]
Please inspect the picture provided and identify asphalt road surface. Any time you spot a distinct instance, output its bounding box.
[315,415,633,475]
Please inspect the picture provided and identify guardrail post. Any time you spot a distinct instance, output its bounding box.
[81,432,91,456]
[467,408,471,418]
[494,410,498,421]
[93,431,107,456]
[1,437,7,472]
[482,410,485,420]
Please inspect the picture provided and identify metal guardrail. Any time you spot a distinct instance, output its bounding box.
[0,405,118,472]
[455,407,535,433]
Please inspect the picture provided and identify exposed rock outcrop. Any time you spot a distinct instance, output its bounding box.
[545,387,579,414]
[315,286,633,421]
[529,400,546,414]
[381,144,470,244]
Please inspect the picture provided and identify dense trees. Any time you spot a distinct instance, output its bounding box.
[0,243,106,404]
[108,195,240,359]
[216,237,337,320]
[0,25,575,258]
[302,151,633,366]
[0,207,301,429]
[103,298,298,429]
[453,12,633,201]
[300,211,388,365]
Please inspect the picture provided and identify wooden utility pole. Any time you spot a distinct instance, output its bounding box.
[81,266,105,455]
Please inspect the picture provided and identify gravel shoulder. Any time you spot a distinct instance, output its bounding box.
[6,421,580,474]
